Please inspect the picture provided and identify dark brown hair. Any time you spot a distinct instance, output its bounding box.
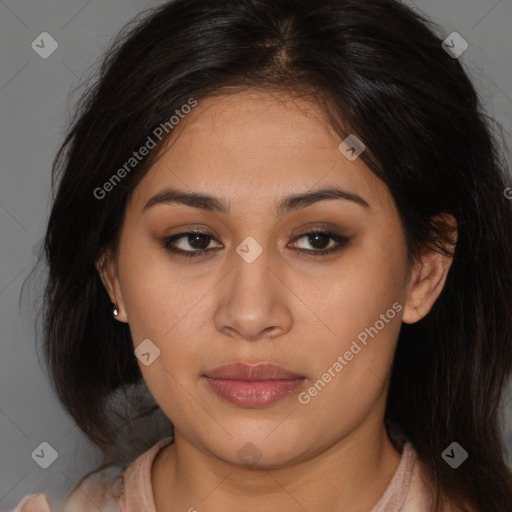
[35,0,512,510]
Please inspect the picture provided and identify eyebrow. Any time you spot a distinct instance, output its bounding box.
[143,186,370,216]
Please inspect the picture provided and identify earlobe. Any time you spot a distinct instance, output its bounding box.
[95,250,129,323]
[402,214,457,325]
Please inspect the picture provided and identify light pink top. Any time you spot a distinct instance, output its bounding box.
[12,436,438,512]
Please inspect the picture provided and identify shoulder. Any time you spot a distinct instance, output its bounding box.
[10,468,124,512]
[62,465,125,512]
[63,436,174,512]
[11,494,52,512]
[401,447,478,512]
[10,466,124,512]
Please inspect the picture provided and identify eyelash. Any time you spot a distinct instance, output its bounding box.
[161,229,350,259]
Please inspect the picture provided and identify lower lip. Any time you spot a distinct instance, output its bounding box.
[203,377,305,407]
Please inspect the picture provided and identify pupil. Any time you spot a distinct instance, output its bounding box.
[190,233,209,249]
[310,233,329,249]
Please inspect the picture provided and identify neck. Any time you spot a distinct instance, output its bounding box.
[152,417,402,512]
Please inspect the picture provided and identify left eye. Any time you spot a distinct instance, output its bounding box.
[162,230,349,258]
[290,230,347,254]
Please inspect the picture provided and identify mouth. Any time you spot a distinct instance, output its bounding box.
[202,362,306,408]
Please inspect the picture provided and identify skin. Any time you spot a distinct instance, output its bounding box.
[98,88,456,512]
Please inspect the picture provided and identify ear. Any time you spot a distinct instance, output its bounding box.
[402,214,457,324]
[96,249,128,323]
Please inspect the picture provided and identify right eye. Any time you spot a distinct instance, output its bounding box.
[162,231,223,258]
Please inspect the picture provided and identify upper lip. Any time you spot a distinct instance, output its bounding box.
[203,362,305,381]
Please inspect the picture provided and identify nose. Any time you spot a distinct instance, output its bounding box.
[213,243,293,342]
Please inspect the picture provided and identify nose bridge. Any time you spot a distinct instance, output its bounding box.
[214,236,292,340]
[230,237,275,310]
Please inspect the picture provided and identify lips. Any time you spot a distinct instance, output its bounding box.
[202,362,306,408]
[204,362,304,381]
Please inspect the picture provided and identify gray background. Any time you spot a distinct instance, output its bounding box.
[1,0,511,510]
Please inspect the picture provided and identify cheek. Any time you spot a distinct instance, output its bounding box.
[312,236,407,343]
[116,229,203,339]
[117,246,207,413]
[296,292,402,442]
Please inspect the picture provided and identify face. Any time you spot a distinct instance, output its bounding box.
[99,89,451,467]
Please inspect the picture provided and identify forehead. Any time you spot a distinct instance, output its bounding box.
[129,89,395,215]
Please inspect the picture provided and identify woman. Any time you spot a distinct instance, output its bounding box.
[13,0,512,510]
